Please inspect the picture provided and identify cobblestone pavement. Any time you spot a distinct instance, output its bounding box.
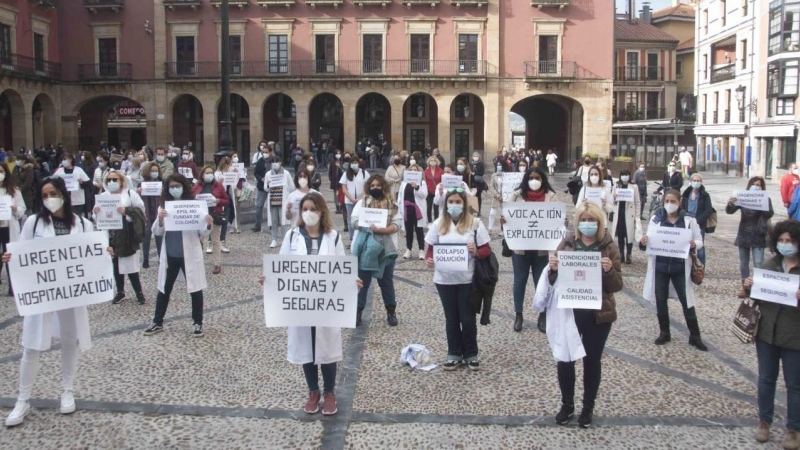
[0,172,790,449]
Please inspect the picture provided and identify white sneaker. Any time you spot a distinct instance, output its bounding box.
[60,391,76,414]
[4,400,30,427]
[221,242,230,253]
[270,240,277,249]
[205,244,212,254]
[419,253,425,260]
[403,250,411,259]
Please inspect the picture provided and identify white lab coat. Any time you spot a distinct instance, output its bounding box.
[53,166,91,206]
[432,181,473,206]
[339,169,370,205]
[95,188,145,274]
[397,180,428,230]
[281,228,345,365]
[0,187,25,242]
[532,266,586,363]
[641,215,704,309]
[285,188,319,228]
[152,210,210,294]
[577,184,614,214]
[19,214,95,352]
[611,184,643,243]
[265,169,295,227]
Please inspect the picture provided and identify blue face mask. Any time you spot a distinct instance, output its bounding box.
[342,163,350,170]
[169,187,183,199]
[777,242,798,257]
[691,181,702,190]
[578,221,598,237]
[447,204,463,217]
[749,185,762,191]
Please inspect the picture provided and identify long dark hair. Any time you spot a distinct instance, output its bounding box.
[519,167,555,196]
[36,177,75,226]
[161,173,195,203]
[346,156,361,181]
[0,163,17,197]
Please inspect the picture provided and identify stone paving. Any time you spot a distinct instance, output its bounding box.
[0,172,792,449]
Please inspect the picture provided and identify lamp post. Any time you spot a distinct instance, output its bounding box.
[735,85,754,178]
[217,0,232,163]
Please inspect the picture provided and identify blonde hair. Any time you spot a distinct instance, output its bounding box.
[103,169,128,190]
[573,202,607,241]
[438,190,474,235]
[407,164,422,172]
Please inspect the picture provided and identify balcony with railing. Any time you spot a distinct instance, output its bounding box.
[724,109,730,123]
[164,0,202,9]
[84,0,124,12]
[613,107,666,122]
[702,112,707,124]
[531,0,569,8]
[0,52,61,80]
[713,111,718,123]
[710,64,736,83]
[523,61,600,79]
[164,59,488,78]
[615,66,665,82]
[77,63,132,81]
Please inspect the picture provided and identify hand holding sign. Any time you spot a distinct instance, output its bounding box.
[750,269,800,306]
[502,202,566,251]
[0,195,13,221]
[556,251,603,310]
[645,227,692,259]
[164,200,209,231]
[358,208,388,228]
[95,195,123,230]
[733,190,770,211]
[433,245,469,271]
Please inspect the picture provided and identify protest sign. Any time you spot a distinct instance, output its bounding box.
[233,163,246,179]
[501,173,524,199]
[734,190,770,212]
[140,181,162,197]
[61,174,79,192]
[646,226,692,259]
[442,174,463,189]
[263,255,358,328]
[502,202,566,251]
[196,193,216,207]
[223,171,238,187]
[164,200,208,231]
[357,208,388,228]
[0,195,12,221]
[403,171,422,185]
[615,188,635,203]
[268,174,285,188]
[556,251,602,310]
[8,231,115,316]
[603,180,613,189]
[178,167,194,179]
[584,188,604,208]
[751,268,800,307]
[433,244,469,272]
[95,195,123,230]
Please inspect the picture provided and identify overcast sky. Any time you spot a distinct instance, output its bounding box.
[615,0,678,15]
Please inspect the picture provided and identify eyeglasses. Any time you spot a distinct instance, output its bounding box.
[447,188,465,193]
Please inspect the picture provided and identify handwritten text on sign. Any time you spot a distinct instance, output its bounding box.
[268,174,285,188]
[502,202,566,251]
[196,193,216,207]
[734,190,770,212]
[501,173,524,199]
[95,195,123,230]
[0,195,12,221]
[751,268,799,307]
[263,255,358,328]
[164,200,208,231]
[8,231,115,316]
[233,163,246,179]
[61,174,79,192]
[178,167,194,179]
[140,181,162,197]
[403,171,422,185]
[357,208,388,228]
[615,188,635,203]
[433,244,469,272]
[584,188,604,209]
[646,227,692,259]
[441,174,462,189]
[223,171,238,186]
[556,251,602,310]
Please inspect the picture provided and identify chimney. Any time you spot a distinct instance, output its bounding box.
[628,0,636,21]
[641,1,652,23]
[673,0,681,6]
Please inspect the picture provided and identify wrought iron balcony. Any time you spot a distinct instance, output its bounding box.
[710,64,736,83]
[702,112,707,124]
[164,0,202,9]
[451,0,487,7]
[615,66,665,82]
[210,0,249,8]
[84,0,123,13]
[613,107,666,122]
[0,52,61,80]
[531,0,569,10]
[77,63,132,81]
[164,59,488,78]
[524,61,600,79]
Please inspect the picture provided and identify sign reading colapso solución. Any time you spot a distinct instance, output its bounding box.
[8,231,115,316]
[556,251,602,310]
[263,255,358,328]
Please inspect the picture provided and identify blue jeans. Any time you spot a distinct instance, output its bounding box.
[654,269,697,321]
[357,259,396,308]
[512,252,549,313]
[254,189,268,227]
[738,246,765,279]
[756,339,800,431]
[697,229,706,267]
[435,283,478,361]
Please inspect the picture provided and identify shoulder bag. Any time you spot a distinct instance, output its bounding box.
[732,298,760,344]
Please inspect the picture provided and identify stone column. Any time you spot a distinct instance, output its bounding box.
[295,94,309,151]
[202,99,217,163]
[153,0,166,80]
[249,103,263,160]
[390,95,404,153]
[437,95,453,164]
[343,99,356,158]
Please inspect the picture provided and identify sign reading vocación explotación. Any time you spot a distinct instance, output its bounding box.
[502,202,567,251]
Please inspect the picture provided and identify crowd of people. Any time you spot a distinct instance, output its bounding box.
[0,142,797,450]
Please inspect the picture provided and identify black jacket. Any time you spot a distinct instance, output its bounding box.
[681,186,713,230]
[254,156,271,191]
[659,171,683,192]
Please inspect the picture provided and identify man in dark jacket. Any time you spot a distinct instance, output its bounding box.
[681,173,713,265]
[251,146,273,232]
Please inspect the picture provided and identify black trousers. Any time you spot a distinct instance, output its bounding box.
[404,214,425,251]
[426,193,439,223]
[112,256,143,295]
[557,309,612,410]
[153,256,204,326]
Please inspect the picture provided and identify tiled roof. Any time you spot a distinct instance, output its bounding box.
[677,37,695,51]
[615,19,681,43]
[652,3,696,20]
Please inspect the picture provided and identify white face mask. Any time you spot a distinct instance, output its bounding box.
[473,157,479,162]
[0,173,6,183]
[232,157,239,163]
[298,178,308,188]
[528,179,542,191]
[518,166,527,173]
[409,160,416,166]
[590,175,600,184]
[44,197,63,214]
[307,165,315,172]
[793,168,799,175]
[302,211,320,226]
[664,203,679,214]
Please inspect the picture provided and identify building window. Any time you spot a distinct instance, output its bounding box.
[458,34,478,73]
[33,33,44,71]
[0,23,11,64]
[410,34,430,73]
[741,39,748,69]
[676,60,683,77]
[268,35,288,73]
[703,9,708,35]
[782,137,797,168]
[455,95,470,119]
[768,59,800,98]
[769,2,800,55]
[410,94,426,118]
[768,98,775,117]
[410,129,426,153]
[176,36,195,75]
[98,38,117,76]
[743,0,748,16]
[228,35,241,74]
[538,35,558,74]
[362,34,382,73]
[703,54,708,79]
[778,98,796,115]
[315,34,335,74]
[626,51,640,80]
[647,52,659,80]
[454,129,470,158]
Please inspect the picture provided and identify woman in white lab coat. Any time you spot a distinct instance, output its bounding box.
[0,162,26,295]
[265,159,295,249]
[52,153,91,216]
[258,192,362,417]
[397,163,428,260]
[143,173,212,338]
[3,177,103,427]
[285,168,319,228]
[93,170,146,305]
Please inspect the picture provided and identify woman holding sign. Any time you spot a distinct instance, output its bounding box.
[727,176,774,298]
[3,177,101,427]
[639,189,707,351]
[576,166,613,218]
[425,189,491,370]
[0,163,25,295]
[139,162,163,269]
[52,153,91,216]
[742,220,800,448]
[543,202,622,428]
[424,156,444,224]
[433,164,473,208]
[339,156,369,241]
[214,157,237,249]
[611,169,642,265]
[259,192,362,416]
[398,164,427,260]
[143,174,212,338]
[286,168,319,228]
[194,165,229,275]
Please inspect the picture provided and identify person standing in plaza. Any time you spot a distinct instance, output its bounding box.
[214,156,238,243]
[633,162,649,220]
[139,162,163,269]
[538,202,622,429]
[144,174,212,338]
[3,177,100,427]
[329,151,344,214]
[681,174,713,266]
[657,161,684,193]
[546,149,558,176]
[727,176,774,298]
[178,147,200,183]
[679,147,694,178]
[259,192,362,417]
[265,157,295,249]
[576,166,613,219]
[350,175,401,327]
[781,163,800,208]
[339,156,369,241]
[154,147,174,179]
[195,165,229,274]
[52,153,91,216]
[425,189,491,370]
[424,155,444,224]
[0,163,25,294]
[640,189,707,351]
[611,169,641,264]
[398,163,427,260]
[742,220,800,450]
[285,168,319,229]
[306,158,322,192]
[385,155,405,198]
[252,145,274,233]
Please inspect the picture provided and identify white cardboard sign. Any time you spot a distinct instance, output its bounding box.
[268,174,285,188]
[196,193,216,207]
[501,173,524,199]
[584,188,604,209]
[556,251,603,310]
[233,163,247,179]
[502,202,567,251]
[615,188,635,203]
[178,167,194,179]
[164,200,208,231]
[357,208,388,228]
[140,181,162,197]
[751,268,799,307]
[734,190,770,212]
[95,194,123,230]
[403,171,422,185]
[61,174,79,192]
[224,171,238,187]
[442,174,463,189]
[0,195,12,221]
[433,244,469,272]
[646,226,692,259]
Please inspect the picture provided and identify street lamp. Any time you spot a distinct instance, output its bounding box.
[216,0,233,164]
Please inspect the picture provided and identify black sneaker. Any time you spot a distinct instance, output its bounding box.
[443,360,461,371]
[467,360,480,371]
[577,408,593,428]
[193,324,204,338]
[136,293,146,305]
[555,403,575,425]
[143,323,163,336]
[111,292,125,304]
[142,261,149,269]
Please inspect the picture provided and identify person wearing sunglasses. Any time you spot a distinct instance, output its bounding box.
[93,170,147,305]
[656,161,684,194]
